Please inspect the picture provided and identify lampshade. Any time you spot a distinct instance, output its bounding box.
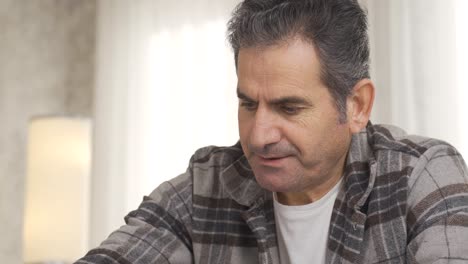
[23,116,92,263]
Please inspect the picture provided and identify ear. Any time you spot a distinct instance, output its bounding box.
[346,79,375,134]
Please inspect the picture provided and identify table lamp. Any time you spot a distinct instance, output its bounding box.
[23,116,91,264]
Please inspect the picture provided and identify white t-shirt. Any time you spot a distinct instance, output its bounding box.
[273,179,343,264]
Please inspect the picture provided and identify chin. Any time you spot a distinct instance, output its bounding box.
[253,171,300,193]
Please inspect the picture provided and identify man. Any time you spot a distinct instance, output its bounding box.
[76,0,468,263]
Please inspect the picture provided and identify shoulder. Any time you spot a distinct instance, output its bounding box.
[367,124,465,172]
[189,141,244,169]
[148,142,244,200]
[366,123,467,200]
[139,142,243,226]
[368,123,456,158]
[361,124,468,263]
[368,122,468,203]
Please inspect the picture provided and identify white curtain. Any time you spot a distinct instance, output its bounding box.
[362,0,468,158]
[91,0,241,248]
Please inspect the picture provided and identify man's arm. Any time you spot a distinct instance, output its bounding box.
[406,144,468,263]
[75,173,194,264]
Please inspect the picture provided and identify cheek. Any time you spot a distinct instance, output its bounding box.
[238,113,249,136]
[238,113,251,149]
[284,119,340,158]
[284,118,320,146]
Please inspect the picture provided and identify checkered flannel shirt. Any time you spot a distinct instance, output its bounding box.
[76,123,468,263]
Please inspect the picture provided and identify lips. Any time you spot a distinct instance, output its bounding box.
[254,154,289,166]
[259,155,284,160]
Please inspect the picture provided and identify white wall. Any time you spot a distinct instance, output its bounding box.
[0,1,95,263]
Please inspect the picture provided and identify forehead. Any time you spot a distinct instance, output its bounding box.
[237,38,324,97]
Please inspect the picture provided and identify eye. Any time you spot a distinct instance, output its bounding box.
[240,101,257,111]
[280,105,301,115]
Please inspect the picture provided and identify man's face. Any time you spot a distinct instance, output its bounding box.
[237,38,353,198]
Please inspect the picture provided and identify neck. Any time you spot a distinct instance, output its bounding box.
[277,173,343,206]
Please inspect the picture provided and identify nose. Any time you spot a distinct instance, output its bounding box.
[249,107,281,150]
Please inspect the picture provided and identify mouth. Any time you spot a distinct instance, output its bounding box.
[260,156,284,160]
[254,154,289,166]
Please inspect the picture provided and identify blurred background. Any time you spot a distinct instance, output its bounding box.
[0,0,466,263]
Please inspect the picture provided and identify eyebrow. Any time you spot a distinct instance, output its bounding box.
[237,89,254,101]
[237,88,314,107]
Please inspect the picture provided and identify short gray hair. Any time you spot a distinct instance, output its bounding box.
[227,0,370,122]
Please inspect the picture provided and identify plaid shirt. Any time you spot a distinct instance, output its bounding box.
[76,123,468,263]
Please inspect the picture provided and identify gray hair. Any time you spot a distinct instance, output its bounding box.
[227,0,370,122]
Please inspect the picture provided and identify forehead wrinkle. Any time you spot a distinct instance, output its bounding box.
[261,49,269,99]
[272,66,306,88]
[243,68,312,104]
[244,47,270,99]
[238,41,321,101]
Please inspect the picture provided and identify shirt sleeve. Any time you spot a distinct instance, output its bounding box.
[406,144,468,263]
[74,172,194,264]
